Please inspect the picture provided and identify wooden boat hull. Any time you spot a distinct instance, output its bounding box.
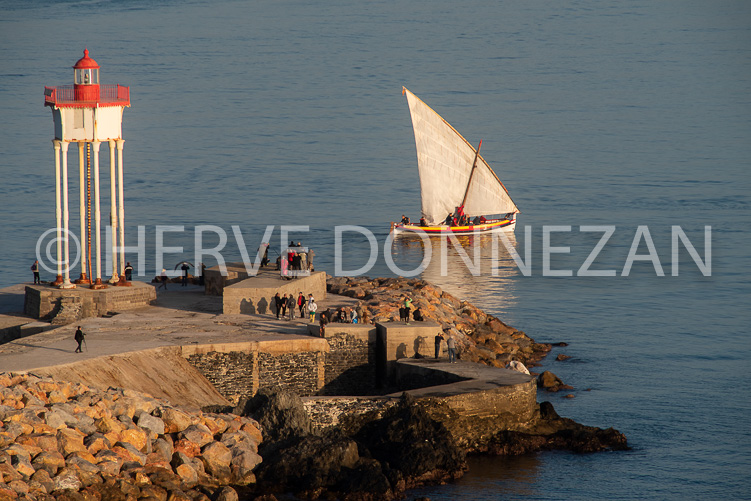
[391,217,516,236]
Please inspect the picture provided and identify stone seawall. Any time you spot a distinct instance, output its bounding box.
[182,340,329,404]
[307,323,378,396]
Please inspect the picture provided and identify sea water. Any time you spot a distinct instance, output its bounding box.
[1,1,749,498]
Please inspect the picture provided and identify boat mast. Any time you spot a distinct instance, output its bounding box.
[459,140,482,209]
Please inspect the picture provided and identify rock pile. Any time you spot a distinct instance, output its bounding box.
[327,276,552,368]
[0,372,262,500]
[245,389,465,501]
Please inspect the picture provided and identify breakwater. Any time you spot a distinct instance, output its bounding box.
[0,276,629,499]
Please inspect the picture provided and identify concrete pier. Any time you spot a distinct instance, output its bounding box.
[2,282,536,424]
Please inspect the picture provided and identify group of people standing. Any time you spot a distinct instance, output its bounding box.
[434,331,457,363]
[398,295,424,324]
[278,242,315,279]
[316,305,367,338]
[274,291,317,322]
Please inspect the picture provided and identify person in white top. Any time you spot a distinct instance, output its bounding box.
[308,297,318,323]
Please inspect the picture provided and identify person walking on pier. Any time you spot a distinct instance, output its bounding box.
[297,292,306,317]
[31,260,40,284]
[74,326,85,353]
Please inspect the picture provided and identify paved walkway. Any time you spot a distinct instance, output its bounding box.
[0,282,357,373]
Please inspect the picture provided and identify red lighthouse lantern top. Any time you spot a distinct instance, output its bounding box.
[73,49,100,101]
[44,49,130,108]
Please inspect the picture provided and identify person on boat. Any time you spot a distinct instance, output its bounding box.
[419,216,427,227]
[444,213,454,226]
[479,215,487,224]
[472,215,481,225]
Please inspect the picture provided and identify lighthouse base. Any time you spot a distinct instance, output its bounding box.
[23,282,156,324]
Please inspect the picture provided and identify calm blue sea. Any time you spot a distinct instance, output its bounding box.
[1,0,750,498]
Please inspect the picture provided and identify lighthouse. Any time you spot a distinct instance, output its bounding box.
[44,49,130,288]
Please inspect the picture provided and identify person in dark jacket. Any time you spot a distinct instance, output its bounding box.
[274,293,283,319]
[31,260,41,284]
[286,294,296,319]
[74,326,85,353]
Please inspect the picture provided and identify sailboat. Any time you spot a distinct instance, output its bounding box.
[391,87,519,236]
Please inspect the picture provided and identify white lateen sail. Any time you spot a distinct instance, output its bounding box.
[403,87,518,224]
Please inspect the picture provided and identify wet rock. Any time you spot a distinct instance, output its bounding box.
[556,353,571,361]
[537,371,573,392]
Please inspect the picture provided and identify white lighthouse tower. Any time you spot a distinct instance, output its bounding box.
[44,49,130,288]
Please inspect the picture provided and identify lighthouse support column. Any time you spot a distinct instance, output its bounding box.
[108,140,119,283]
[116,139,129,285]
[76,142,89,284]
[60,141,75,288]
[52,140,63,286]
[91,141,106,288]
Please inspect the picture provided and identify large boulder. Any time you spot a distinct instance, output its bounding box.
[237,387,311,445]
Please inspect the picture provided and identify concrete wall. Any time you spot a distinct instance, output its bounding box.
[392,360,538,429]
[222,272,327,315]
[0,317,53,344]
[376,321,442,383]
[24,282,156,321]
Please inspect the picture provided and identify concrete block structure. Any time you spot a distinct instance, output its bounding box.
[24,282,156,321]
[222,271,326,315]
[376,321,443,382]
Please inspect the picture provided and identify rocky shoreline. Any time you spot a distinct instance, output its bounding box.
[0,372,262,501]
